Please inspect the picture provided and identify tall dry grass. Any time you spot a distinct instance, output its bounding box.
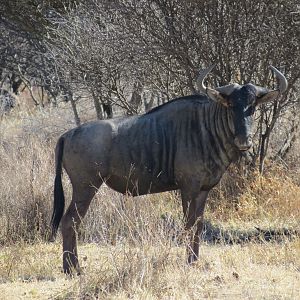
[208,164,300,226]
[0,104,300,244]
[0,135,54,243]
[0,104,300,299]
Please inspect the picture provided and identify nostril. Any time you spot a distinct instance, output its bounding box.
[234,136,253,150]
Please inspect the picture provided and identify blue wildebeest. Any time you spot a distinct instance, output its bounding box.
[51,65,287,274]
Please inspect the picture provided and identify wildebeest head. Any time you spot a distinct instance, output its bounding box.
[197,65,288,151]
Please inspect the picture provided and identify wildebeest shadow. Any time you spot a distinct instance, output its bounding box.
[160,214,299,245]
[202,220,299,245]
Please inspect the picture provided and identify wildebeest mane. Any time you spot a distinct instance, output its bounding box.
[146,94,209,115]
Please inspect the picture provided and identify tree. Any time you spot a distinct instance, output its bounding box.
[1,0,299,171]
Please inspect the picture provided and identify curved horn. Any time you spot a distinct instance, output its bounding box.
[270,65,288,94]
[255,66,288,105]
[255,86,269,97]
[197,65,216,94]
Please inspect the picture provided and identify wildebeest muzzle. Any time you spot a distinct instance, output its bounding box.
[234,134,253,151]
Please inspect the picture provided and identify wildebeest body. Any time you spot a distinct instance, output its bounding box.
[51,65,288,274]
[62,95,237,197]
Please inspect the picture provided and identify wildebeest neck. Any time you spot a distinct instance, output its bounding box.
[171,98,239,167]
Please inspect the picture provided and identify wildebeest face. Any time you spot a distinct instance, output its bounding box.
[197,65,288,152]
[226,85,256,151]
[208,84,278,151]
[205,84,257,151]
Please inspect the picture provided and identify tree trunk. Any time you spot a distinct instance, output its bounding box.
[92,91,103,120]
[259,133,267,174]
[69,93,80,126]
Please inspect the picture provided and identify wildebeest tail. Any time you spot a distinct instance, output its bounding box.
[50,136,65,240]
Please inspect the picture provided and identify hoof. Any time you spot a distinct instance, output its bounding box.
[187,254,198,265]
[48,233,56,243]
[63,266,82,276]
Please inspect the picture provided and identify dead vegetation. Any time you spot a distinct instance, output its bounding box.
[0,240,299,299]
[0,104,300,299]
[0,0,299,298]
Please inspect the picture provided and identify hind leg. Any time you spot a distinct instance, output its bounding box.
[62,182,101,274]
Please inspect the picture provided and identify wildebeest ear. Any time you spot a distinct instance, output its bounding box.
[206,88,229,107]
[255,90,279,106]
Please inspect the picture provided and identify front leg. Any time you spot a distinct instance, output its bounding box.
[181,188,209,264]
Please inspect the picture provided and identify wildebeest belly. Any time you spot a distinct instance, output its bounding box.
[107,146,177,195]
[105,172,177,196]
[107,142,177,195]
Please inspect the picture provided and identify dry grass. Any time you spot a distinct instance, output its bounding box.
[208,165,300,227]
[0,103,300,299]
[0,240,299,299]
[0,135,55,243]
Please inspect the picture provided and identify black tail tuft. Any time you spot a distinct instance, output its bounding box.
[50,137,65,240]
